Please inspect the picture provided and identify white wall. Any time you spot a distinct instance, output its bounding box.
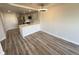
[3,12,18,31]
[32,12,40,24]
[40,4,79,45]
[0,14,6,41]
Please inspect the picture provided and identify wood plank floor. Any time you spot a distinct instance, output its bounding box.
[1,29,79,55]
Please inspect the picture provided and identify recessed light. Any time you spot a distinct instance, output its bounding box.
[28,10,32,12]
[8,10,11,12]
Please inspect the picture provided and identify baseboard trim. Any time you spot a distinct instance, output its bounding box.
[23,30,41,39]
[6,26,18,31]
[42,30,79,45]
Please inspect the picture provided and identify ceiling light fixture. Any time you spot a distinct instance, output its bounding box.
[8,10,11,12]
[38,3,48,12]
[38,9,48,12]
[28,9,32,12]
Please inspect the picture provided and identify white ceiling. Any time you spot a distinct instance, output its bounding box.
[0,3,56,13]
[0,3,36,13]
[16,3,55,9]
